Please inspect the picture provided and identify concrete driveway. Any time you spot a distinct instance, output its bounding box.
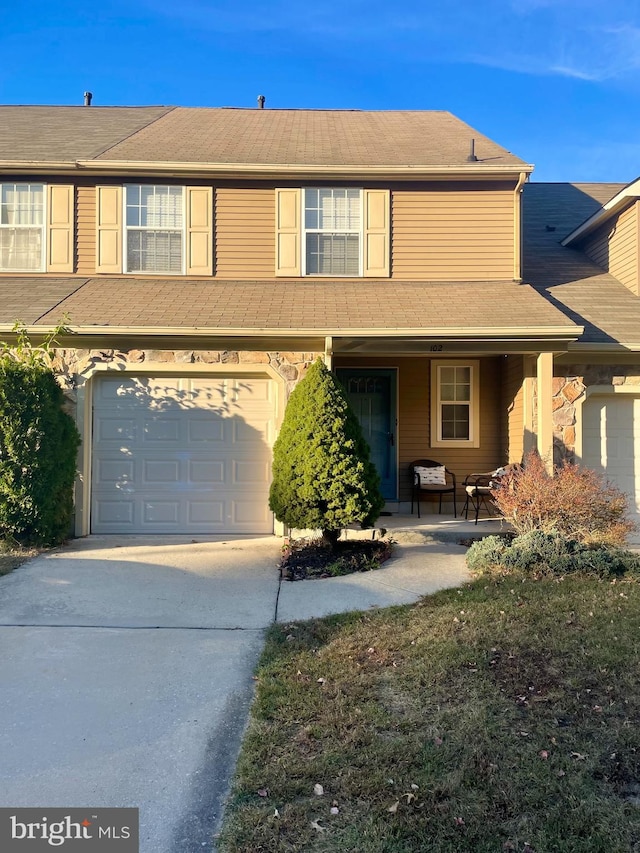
[0,535,281,853]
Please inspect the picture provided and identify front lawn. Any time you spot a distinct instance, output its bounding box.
[219,574,640,852]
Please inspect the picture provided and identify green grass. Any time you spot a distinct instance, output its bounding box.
[219,574,640,852]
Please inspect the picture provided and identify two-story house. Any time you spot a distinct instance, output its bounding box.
[1,104,639,536]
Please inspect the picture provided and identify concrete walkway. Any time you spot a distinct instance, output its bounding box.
[0,530,471,852]
[276,537,470,622]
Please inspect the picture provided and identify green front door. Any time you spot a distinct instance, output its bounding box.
[336,368,398,500]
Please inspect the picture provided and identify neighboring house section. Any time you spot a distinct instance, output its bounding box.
[1,105,640,534]
[580,202,639,295]
[561,179,640,297]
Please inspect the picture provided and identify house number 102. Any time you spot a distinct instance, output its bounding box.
[429,344,443,352]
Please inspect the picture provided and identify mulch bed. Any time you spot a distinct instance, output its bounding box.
[280,537,394,581]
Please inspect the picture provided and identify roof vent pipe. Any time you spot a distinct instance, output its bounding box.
[83,91,93,107]
[466,138,478,162]
[257,94,265,109]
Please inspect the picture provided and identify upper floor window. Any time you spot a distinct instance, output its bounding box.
[275,187,389,278]
[303,188,362,276]
[0,183,45,271]
[430,360,480,448]
[125,185,184,274]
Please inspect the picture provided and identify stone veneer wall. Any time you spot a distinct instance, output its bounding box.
[51,348,320,419]
[552,365,640,464]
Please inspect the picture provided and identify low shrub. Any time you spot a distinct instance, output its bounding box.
[493,450,636,546]
[464,534,510,574]
[467,530,640,579]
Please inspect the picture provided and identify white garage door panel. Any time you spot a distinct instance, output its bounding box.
[92,375,276,534]
[582,395,640,521]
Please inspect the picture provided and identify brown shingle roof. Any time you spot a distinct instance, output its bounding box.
[95,108,528,167]
[523,182,640,346]
[0,106,172,162]
[0,277,573,335]
[0,105,528,168]
[0,278,86,325]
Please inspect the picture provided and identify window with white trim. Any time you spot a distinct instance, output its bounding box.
[125,185,184,274]
[303,188,361,276]
[0,183,45,271]
[431,360,480,448]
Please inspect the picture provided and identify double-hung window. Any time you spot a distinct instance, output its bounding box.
[0,183,45,271]
[125,185,184,274]
[303,188,362,276]
[431,360,480,448]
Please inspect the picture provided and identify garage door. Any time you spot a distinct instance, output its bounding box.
[581,394,640,523]
[92,375,276,534]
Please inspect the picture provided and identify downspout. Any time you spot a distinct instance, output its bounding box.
[513,171,527,282]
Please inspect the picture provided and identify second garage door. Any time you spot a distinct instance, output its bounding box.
[581,393,640,525]
[92,374,277,534]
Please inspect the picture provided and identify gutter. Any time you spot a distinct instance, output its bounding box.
[513,171,528,280]
[0,323,581,340]
[0,159,534,181]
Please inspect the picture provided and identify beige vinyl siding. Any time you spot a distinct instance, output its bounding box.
[333,355,504,503]
[76,184,96,275]
[501,354,524,464]
[392,182,515,280]
[1,177,521,281]
[581,201,639,295]
[215,187,275,279]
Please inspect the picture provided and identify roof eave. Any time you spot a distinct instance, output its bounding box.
[568,340,640,352]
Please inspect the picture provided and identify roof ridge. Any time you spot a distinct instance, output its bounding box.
[88,106,177,160]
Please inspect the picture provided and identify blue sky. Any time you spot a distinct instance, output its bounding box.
[2,0,640,182]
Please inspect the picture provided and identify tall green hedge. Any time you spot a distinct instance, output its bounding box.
[269,358,384,544]
[0,336,80,545]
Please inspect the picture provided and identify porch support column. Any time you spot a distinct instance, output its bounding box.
[536,351,554,470]
[324,336,333,369]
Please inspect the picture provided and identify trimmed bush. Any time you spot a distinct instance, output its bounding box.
[467,530,640,579]
[464,534,510,575]
[0,329,80,545]
[493,450,636,546]
[269,358,384,546]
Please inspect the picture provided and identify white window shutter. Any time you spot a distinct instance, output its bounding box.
[46,184,74,273]
[363,189,390,277]
[186,186,213,276]
[96,186,122,273]
[275,188,301,276]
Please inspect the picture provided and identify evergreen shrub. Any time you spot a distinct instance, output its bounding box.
[269,358,384,545]
[0,326,81,545]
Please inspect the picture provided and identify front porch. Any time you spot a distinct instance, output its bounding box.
[332,349,557,509]
[339,511,509,545]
